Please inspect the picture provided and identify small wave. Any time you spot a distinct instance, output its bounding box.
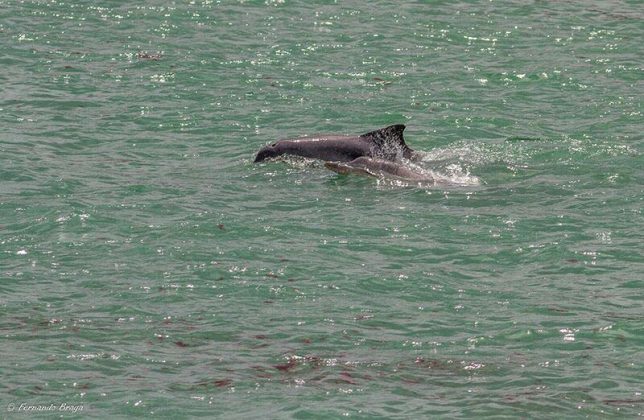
[431,165,481,187]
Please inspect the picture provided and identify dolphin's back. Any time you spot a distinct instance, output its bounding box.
[325,157,434,183]
[253,124,415,163]
[277,136,369,162]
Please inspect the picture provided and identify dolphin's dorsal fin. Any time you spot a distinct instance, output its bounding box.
[361,124,405,143]
[360,124,411,158]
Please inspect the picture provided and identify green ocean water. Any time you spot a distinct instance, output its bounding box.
[1,0,642,417]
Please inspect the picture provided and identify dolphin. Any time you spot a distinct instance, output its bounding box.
[253,124,417,163]
[324,157,435,183]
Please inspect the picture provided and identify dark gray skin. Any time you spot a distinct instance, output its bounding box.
[325,157,434,183]
[254,124,417,163]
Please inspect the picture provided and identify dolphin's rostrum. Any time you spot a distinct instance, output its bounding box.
[253,124,416,163]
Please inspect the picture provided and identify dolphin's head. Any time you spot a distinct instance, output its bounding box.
[254,143,280,162]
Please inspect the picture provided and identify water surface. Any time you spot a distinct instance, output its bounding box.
[1,0,642,417]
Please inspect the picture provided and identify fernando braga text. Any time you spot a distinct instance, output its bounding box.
[7,402,84,414]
